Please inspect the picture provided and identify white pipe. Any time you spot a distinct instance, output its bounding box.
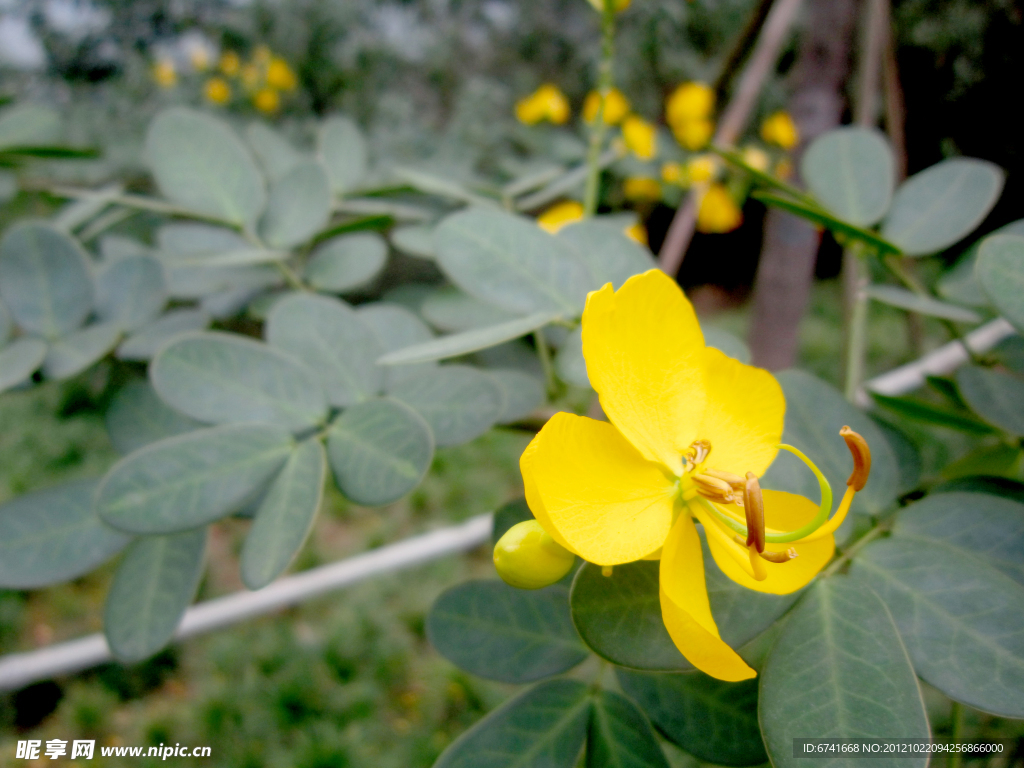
[0,514,492,692]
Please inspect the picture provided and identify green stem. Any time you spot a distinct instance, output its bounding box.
[534,330,557,399]
[949,702,964,768]
[843,250,871,402]
[821,524,886,577]
[274,261,307,291]
[582,0,617,217]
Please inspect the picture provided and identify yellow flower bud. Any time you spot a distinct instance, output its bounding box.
[666,82,714,125]
[204,77,231,105]
[537,201,585,234]
[624,221,648,246]
[687,154,719,183]
[253,87,280,114]
[585,0,633,12]
[219,50,241,77]
[742,145,771,172]
[623,177,662,202]
[697,184,743,234]
[266,57,298,91]
[153,59,177,88]
[761,111,799,149]
[583,88,630,125]
[622,115,657,160]
[672,118,714,151]
[494,520,575,590]
[516,84,570,125]
[661,162,684,185]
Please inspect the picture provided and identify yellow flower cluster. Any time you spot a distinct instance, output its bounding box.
[761,110,800,149]
[206,46,298,113]
[535,201,649,246]
[666,82,715,150]
[515,84,571,125]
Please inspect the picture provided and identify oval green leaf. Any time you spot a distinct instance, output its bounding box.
[801,127,895,227]
[0,337,47,393]
[95,254,167,331]
[357,301,436,389]
[319,116,367,195]
[489,368,545,424]
[241,439,326,589]
[104,527,206,663]
[865,285,980,323]
[304,232,388,293]
[587,689,670,768]
[0,299,12,344]
[882,158,1004,256]
[96,423,293,534]
[151,331,327,430]
[246,122,304,181]
[390,364,504,447]
[955,365,1024,435]
[0,222,93,338]
[0,479,131,588]
[976,233,1024,333]
[759,576,929,768]
[555,327,590,388]
[42,322,121,380]
[259,160,332,248]
[116,308,211,361]
[105,379,204,455]
[558,219,655,290]
[390,224,436,260]
[422,286,518,332]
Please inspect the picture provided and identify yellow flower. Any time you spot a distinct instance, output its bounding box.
[624,222,648,246]
[241,63,262,92]
[742,145,771,172]
[537,201,585,233]
[622,115,657,159]
[697,184,743,233]
[204,77,231,105]
[586,0,633,12]
[583,88,631,125]
[666,82,714,125]
[266,57,298,91]
[252,45,272,65]
[761,111,799,149]
[516,269,870,680]
[219,51,241,77]
[189,47,211,72]
[661,162,684,185]
[623,177,661,202]
[515,84,571,125]
[153,59,177,88]
[672,118,714,151]
[687,154,719,183]
[253,87,280,114]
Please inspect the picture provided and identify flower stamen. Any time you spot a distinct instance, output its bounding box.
[743,473,765,553]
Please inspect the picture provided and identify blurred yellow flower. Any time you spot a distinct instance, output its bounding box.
[266,57,298,91]
[254,87,280,114]
[661,162,684,185]
[666,82,714,125]
[516,84,571,125]
[253,45,272,64]
[697,184,743,233]
[687,154,719,183]
[583,88,631,125]
[742,145,771,172]
[153,59,177,88]
[622,115,657,160]
[624,221,648,246]
[241,64,262,92]
[537,201,585,233]
[586,0,633,12]
[204,77,231,105]
[623,177,661,202]
[189,48,211,71]
[672,118,714,151]
[219,51,241,77]
[761,111,799,149]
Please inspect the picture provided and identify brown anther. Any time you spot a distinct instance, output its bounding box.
[703,468,746,491]
[759,548,799,564]
[840,426,871,491]
[693,473,732,495]
[685,439,711,465]
[743,472,765,553]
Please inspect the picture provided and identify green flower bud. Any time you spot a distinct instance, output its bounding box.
[493,520,575,589]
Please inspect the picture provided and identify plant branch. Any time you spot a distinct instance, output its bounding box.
[583,0,617,217]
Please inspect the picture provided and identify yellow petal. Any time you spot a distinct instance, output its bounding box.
[520,434,579,555]
[659,515,756,681]
[523,412,676,565]
[697,347,784,477]
[705,490,834,594]
[582,270,706,473]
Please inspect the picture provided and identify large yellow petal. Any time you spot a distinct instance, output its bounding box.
[705,490,834,594]
[659,514,756,681]
[582,270,706,474]
[520,435,578,555]
[697,347,784,477]
[524,411,676,565]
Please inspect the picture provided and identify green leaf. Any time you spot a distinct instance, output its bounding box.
[319,116,367,195]
[104,528,206,663]
[116,308,211,361]
[489,369,545,424]
[991,334,1024,375]
[618,670,765,767]
[422,286,518,332]
[759,576,929,768]
[241,439,326,589]
[0,479,130,588]
[304,232,388,293]
[893,491,1024,586]
[246,122,304,181]
[0,299,10,344]
[0,222,94,338]
[492,498,533,546]
[435,208,593,315]
[378,310,563,366]
[853,537,1024,717]
[869,391,998,436]
[390,224,436,260]
[158,222,250,256]
[555,327,590,388]
[96,423,293,534]
[326,397,433,506]
[357,302,437,388]
[934,475,1024,503]
[434,679,590,768]
[0,104,61,148]
[955,365,1024,434]
[42,322,121,380]
[751,192,901,255]
[800,127,895,226]
[870,416,922,494]
[427,579,588,684]
[587,689,669,768]
[105,380,204,455]
[764,370,900,517]
[703,326,752,363]
[976,234,1024,333]
[865,285,980,323]
[151,331,327,430]
[265,292,383,408]
[95,254,167,331]
[259,160,332,248]
[394,167,500,209]
[557,219,656,291]
[145,107,266,229]
[941,443,1023,481]
[390,364,504,447]
[882,158,1004,256]
[0,337,47,393]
